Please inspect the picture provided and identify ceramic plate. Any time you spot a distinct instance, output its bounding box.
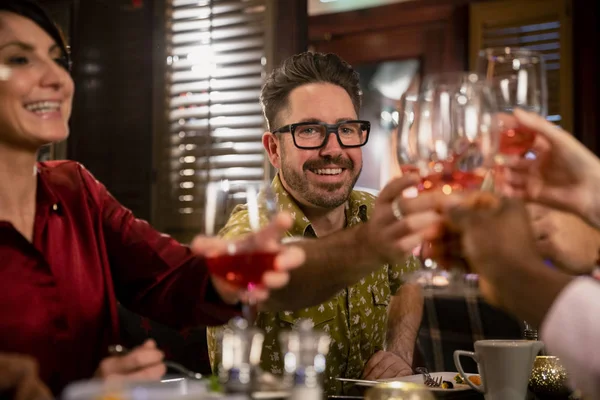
[381,372,477,392]
[345,372,478,393]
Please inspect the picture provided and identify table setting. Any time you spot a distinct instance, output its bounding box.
[61,321,579,400]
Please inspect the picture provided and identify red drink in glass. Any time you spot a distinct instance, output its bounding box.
[499,126,537,156]
[207,251,276,289]
[400,164,420,175]
[418,171,485,193]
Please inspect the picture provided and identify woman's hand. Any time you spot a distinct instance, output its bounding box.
[0,353,52,400]
[500,109,600,229]
[95,339,165,381]
[191,213,305,304]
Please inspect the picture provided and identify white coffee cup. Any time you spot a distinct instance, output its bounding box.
[454,339,543,400]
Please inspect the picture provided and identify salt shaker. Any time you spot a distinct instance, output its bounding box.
[279,319,331,400]
[218,317,265,394]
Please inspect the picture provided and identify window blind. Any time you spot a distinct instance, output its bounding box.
[159,0,268,241]
[470,0,573,132]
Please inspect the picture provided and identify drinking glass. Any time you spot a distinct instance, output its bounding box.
[476,47,547,161]
[204,179,277,320]
[396,93,420,176]
[397,72,499,292]
[478,48,548,324]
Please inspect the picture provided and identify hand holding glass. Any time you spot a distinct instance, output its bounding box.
[477,47,547,160]
[204,180,278,292]
[396,73,498,292]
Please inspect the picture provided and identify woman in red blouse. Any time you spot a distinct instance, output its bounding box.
[0,0,302,394]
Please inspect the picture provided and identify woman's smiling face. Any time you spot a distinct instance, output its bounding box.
[0,11,73,151]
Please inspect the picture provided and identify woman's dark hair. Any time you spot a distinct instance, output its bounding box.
[0,0,71,70]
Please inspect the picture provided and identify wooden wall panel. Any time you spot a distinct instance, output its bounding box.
[40,0,156,221]
[572,0,600,154]
[309,1,473,74]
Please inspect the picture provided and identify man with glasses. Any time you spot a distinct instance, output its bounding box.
[206,52,430,396]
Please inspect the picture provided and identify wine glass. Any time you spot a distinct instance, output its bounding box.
[478,48,549,337]
[396,93,420,176]
[204,179,277,322]
[476,47,547,162]
[397,72,499,293]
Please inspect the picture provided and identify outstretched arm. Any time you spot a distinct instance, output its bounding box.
[263,175,448,311]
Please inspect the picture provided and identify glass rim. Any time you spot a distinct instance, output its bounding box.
[479,46,544,60]
[422,71,486,81]
[420,72,491,92]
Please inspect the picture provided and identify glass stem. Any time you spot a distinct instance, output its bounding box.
[242,291,258,326]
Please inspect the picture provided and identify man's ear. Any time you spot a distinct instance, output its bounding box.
[263,131,282,169]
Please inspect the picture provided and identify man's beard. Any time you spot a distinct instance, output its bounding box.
[280,152,361,209]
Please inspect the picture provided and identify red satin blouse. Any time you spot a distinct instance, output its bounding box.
[0,161,238,394]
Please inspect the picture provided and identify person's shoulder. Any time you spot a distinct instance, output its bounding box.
[37,160,96,180]
[351,188,378,210]
[38,159,79,173]
[38,161,104,206]
[218,204,253,239]
[37,160,89,187]
[354,190,377,202]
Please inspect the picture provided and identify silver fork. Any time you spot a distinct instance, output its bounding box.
[415,367,442,388]
[423,375,443,388]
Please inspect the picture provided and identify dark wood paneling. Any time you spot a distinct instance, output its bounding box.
[309,3,455,41]
[66,0,156,221]
[309,1,472,74]
[151,0,167,230]
[572,0,600,154]
[268,0,308,68]
[40,0,156,220]
[312,24,432,65]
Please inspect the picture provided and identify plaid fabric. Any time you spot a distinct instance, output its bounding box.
[417,291,524,373]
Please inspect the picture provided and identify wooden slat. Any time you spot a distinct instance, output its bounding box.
[160,0,267,234]
[470,0,572,132]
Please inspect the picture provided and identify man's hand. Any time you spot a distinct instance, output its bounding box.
[191,213,305,304]
[95,339,166,381]
[362,175,459,265]
[528,204,600,274]
[362,351,413,380]
[0,353,52,400]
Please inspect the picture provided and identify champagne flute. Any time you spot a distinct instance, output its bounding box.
[398,72,499,293]
[396,93,420,176]
[477,47,547,161]
[204,179,277,323]
[478,48,549,340]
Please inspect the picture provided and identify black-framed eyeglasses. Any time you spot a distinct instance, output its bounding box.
[272,120,371,150]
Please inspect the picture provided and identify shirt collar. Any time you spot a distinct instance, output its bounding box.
[271,174,371,238]
[36,162,60,211]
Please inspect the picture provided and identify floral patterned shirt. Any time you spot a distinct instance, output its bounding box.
[207,175,418,396]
